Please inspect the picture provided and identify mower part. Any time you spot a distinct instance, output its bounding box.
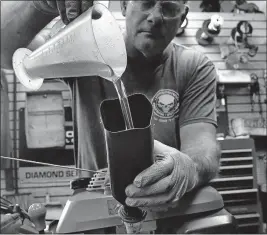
[70,177,92,190]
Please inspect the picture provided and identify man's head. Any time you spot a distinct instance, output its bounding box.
[120,0,188,59]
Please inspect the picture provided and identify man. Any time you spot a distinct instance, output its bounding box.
[1,0,220,209]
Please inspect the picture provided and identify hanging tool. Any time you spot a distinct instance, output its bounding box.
[220,43,245,70]
[231,21,258,57]
[249,73,263,118]
[264,70,267,104]
[196,14,224,46]
[200,0,222,12]
[220,20,258,70]
[233,0,264,13]
[217,84,226,107]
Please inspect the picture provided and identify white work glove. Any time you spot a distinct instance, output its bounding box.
[125,140,198,210]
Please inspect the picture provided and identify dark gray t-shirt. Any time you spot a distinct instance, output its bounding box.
[67,43,217,176]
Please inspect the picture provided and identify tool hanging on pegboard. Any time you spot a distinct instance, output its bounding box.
[220,43,247,70]
[220,20,258,70]
[200,0,222,12]
[231,21,258,57]
[249,73,260,112]
[249,73,266,127]
[264,70,267,104]
[216,84,226,107]
[196,14,224,46]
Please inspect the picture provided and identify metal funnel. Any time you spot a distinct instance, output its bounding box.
[100,93,154,205]
[12,2,127,90]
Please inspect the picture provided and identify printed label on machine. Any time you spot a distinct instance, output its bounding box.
[19,166,77,183]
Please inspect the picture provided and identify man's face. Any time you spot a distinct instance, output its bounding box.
[122,0,187,58]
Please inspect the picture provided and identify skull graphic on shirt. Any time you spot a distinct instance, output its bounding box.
[152,89,179,121]
[157,94,175,115]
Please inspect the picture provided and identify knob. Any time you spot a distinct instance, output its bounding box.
[28,203,47,233]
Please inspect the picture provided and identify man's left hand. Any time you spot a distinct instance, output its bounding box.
[125,140,198,209]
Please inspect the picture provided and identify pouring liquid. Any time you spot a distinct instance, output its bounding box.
[112,77,134,130]
[111,76,146,234]
[108,74,148,234]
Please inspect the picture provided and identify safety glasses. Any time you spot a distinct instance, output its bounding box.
[130,0,186,20]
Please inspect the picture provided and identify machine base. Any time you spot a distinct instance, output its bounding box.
[55,186,225,234]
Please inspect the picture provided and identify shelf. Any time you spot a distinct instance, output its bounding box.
[220,164,253,170]
[219,139,255,152]
[220,157,253,162]
[216,138,261,233]
[238,222,260,228]
[235,213,260,219]
[211,176,253,182]
[221,149,252,154]
[219,188,257,195]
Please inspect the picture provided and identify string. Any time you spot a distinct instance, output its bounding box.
[0,155,99,174]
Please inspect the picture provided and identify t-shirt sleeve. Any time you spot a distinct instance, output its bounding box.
[179,51,218,128]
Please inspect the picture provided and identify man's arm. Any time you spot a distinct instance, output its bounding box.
[180,122,220,187]
[178,49,220,186]
[1,1,57,69]
[124,51,220,208]
[124,122,221,208]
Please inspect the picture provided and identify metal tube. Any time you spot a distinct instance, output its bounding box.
[100,93,153,232]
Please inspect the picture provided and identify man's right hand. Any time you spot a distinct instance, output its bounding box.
[35,0,94,25]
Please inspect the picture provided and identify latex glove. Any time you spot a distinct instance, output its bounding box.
[125,140,198,209]
[33,0,94,25]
